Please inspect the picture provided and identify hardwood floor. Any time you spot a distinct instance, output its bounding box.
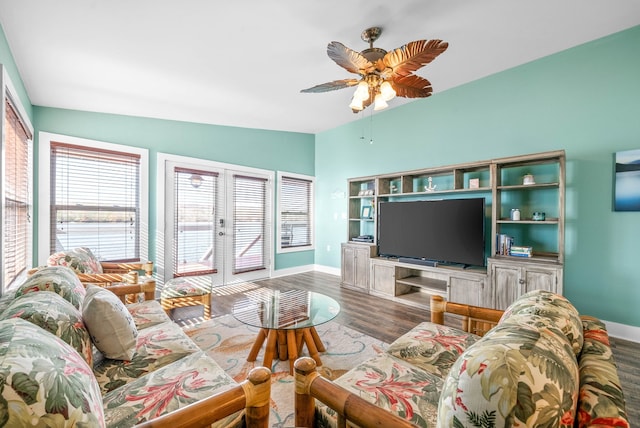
[171,270,639,424]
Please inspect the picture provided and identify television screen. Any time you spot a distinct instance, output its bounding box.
[377,198,486,267]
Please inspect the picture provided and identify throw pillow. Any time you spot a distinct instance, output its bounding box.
[48,246,103,274]
[83,284,138,360]
[15,266,86,309]
[0,292,93,365]
[0,318,105,427]
[500,289,583,356]
[438,322,579,427]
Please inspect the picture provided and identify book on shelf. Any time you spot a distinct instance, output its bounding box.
[496,234,514,256]
[510,245,533,257]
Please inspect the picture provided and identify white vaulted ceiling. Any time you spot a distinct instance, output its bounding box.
[0,0,639,134]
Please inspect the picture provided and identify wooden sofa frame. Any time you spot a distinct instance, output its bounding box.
[29,261,155,288]
[294,295,505,428]
[135,365,271,428]
[100,279,272,428]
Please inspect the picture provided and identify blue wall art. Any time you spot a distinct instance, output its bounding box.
[614,148,640,211]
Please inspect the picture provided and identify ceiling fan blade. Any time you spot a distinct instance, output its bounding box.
[391,75,434,98]
[382,39,448,77]
[327,41,374,75]
[300,78,359,93]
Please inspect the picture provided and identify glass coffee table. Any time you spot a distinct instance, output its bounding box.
[232,288,340,374]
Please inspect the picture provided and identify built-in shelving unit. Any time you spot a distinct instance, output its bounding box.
[342,150,566,311]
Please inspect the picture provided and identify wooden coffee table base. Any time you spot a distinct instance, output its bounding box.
[247,326,326,374]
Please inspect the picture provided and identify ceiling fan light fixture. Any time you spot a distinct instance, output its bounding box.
[374,93,388,111]
[301,26,448,113]
[380,81,396,101]
[353,81,369,100]
[349,96,364,111]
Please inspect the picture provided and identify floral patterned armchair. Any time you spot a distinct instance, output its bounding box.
[295,291,629,428]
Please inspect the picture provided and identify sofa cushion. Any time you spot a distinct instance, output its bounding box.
[102,351,242,428]
[126,299,172,330]
[438,321,579,427]
[0,318,105,427]
[0,291,93,365]
[15,266,86,309]
[317,352,444,428]
[386,322,479,377]
[93,320,200,394]
[0,288,17,316]
[576,317,630,428]
[500,289,583,356]
[83,284,138,360]
[48,246,103,274]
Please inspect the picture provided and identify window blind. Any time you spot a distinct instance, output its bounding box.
[3,98,32,286]
[280,176,313,249]
[50,142,141,262]
[233,174,267,274]
[173,167,218,277]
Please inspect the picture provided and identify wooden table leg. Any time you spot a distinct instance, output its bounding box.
[277,330,288,361]
[263,330,278,370]
[286,329,298,374]
[296,330,304,355]
[309,326,326,352]
[302,328,322,366]
[247,328,268,362]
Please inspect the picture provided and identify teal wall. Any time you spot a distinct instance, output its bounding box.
[315,25,640,327]
[33,108,316,269]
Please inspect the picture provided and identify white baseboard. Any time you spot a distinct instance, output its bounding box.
[603,319,640,343]
[272,264,340,278]
[312,264,340,276]
[271,264,315,278]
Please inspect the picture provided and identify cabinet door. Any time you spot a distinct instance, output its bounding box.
[450,275,489,307]
[341,245,356,287]
[491,263,520,310]
[521,266,559,294]
[354,246,371,290]
[370,263,395,296]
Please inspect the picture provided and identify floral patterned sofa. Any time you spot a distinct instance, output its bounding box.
[295,290,629,428]
[0,266,270,428]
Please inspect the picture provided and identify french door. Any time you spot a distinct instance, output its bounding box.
[163,159,272,286]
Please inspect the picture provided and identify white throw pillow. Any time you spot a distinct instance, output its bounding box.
[83,284,138,360]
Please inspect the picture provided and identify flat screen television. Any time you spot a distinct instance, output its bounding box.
[377,198,486,267]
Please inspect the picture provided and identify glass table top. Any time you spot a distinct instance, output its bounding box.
[232,288,340,330]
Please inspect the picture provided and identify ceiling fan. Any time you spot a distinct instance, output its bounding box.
[301,27,448,112]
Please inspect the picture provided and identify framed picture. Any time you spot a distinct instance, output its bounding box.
[361,206,372,219]
[469,178,480,189]
[614,149,640,211]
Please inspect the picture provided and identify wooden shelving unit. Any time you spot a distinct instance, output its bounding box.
[343,150,566,310]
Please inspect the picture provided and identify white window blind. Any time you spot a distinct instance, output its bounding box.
[50,142,141,262]
[3,98,32,286]
[233,174,267,274]
[279,175,313,250]
[173,167,218,277]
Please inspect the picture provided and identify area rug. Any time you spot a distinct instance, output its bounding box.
[184,314,387,428]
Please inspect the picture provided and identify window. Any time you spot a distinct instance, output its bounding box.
[1,78,33,290]
[233,174,268,273]
[277,172,314,252]
[39,132,149,264]
[173,167,218,277]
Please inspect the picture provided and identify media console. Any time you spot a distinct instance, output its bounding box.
[369,256,490,309]
[341,150,565,310]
